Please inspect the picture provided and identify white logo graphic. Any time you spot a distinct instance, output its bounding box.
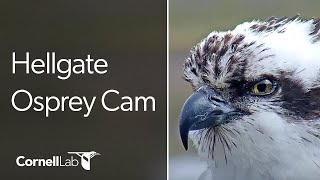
[16,151,100,171]
[68,151,100,170]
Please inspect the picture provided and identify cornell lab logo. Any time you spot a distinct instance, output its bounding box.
[16,151,100,171]
[68,151,100,170]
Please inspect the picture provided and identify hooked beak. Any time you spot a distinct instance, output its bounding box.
[179,86,245,150]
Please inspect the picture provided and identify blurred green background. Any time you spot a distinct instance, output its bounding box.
[169,0,320,179]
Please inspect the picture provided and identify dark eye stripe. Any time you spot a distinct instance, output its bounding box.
[280,76,320,119]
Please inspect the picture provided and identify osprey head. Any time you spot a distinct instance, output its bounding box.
[179,16,320,178]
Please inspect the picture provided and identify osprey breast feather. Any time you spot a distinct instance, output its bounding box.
[179,16,320,180]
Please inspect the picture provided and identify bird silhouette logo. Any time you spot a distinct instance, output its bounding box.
[68,151,100,170]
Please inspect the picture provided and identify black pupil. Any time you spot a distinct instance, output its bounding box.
[257,84,267,92]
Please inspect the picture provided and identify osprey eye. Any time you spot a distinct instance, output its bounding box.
[251,79,275,95]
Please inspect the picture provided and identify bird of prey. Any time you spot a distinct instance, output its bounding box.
[179,15,320,180]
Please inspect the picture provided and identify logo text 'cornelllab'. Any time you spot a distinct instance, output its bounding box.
[16,151,100,171]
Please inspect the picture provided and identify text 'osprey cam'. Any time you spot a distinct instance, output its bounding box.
[179,15,320,180]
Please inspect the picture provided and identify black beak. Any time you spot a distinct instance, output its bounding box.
[179,86,244,150]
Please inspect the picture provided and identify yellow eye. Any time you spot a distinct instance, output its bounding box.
[251,79,274,95]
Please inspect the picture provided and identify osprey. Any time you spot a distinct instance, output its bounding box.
[179,15,320,180]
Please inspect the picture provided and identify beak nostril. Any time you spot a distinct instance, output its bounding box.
[209,95,225,103]
[210,110,224,115]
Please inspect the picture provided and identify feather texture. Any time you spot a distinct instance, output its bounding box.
[182,16,320,180]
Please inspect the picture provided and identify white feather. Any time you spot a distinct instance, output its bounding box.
[188,18,320,180]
